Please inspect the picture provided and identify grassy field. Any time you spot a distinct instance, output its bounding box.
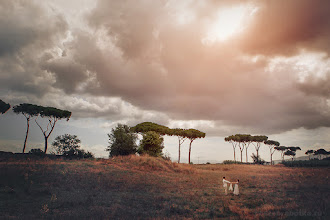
[0,155,329,219]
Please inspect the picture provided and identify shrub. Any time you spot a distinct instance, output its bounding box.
[63,149,94,159]
[223,160,244,164]
[107,124,138,157]
[251,153,265,165]
[138,131,164,157]
[282,160,330,167]
[29,148,44,156]
[52,134,94,159]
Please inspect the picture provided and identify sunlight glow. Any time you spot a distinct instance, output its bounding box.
[203,5,257,44]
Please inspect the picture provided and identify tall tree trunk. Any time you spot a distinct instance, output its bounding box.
[233,147,236,161]
[240,150,243,162]
[256,149,259,163]
[23,117,30,153]
[178,139,181,163]
[270,154,273,165]
[246,147,248,163]
[188,140,193,164]
[44,136,48,154]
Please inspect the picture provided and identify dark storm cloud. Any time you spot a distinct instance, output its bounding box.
[0,0,68,96]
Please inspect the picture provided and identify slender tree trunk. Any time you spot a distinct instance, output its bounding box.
[23,117,30,153]
[245,145,249,163]
[270,153,273,165]
[240,150,243,162]
[44,136,48,154]
[256,149,259,163]
[233,147,236,161]
[178,139,181,163]
[188,140,193,164]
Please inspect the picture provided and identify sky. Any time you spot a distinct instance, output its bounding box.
[1,0,330,163]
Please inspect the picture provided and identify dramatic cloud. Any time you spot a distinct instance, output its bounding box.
[1,0,330,138]
[237,0,330,56]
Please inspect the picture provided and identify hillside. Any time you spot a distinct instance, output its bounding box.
[0,154,329,219]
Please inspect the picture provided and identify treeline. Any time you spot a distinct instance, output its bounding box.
[107,122,205,163]
[225,134,330,164]
[224,134,302,164]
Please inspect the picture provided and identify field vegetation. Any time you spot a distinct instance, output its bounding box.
[0,154,329,219]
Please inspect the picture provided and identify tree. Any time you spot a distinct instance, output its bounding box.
[226,134,245,163]
[314,149,329,160]
[225,135,238,161]
[0,99,10,114]
[264,140,280,165]
[131,122,171,135]
[34,106,71,154]
[284,150,296,161]
[241,134,252,163]
[107,124,138,157]
[138,131,164,157]
[251,135,268,163]
[171,128,189,163]
[186,129,205,164]
[305,150,314,160]
[13,103,39,153]
[52,134,81,155]
[275,146,287,161]
[285,147,301,161]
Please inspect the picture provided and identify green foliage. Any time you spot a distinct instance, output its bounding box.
[222,160,245,164]
[264,140,280,147]
[275,146,287,152]
[185,129,206,139]
[62,149,94,159]
[52,134,81,155]
[107,124,138,157]
[138,131,164,157]
[0,99,10,114]
[284,150,296,160]
[131,122,171,135]
[305,149,314,155]
[314,148,330,159]
[251,135,268,143]
[282,160,330,167]
[29,148,44,156]
[52,134,94,159]
[251,153,265,164]
[13,103,39,117]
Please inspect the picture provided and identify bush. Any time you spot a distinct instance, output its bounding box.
[251,153,265,165]
[52,134,94,159]
[223,160,244,164]
[282,160,330,167]
[138,131,164,157]
[29,148,44,156]
[107,124,138,157]
[63,149,94,159]
[52,134,81,155]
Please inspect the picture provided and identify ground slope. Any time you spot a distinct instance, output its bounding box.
[0,155,329,219]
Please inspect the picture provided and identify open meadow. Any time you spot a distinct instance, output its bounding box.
[0,155,329,219]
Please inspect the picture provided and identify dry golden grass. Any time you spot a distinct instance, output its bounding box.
[0,155,329,219]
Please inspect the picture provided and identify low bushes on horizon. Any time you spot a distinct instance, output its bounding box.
[282,159,330,167]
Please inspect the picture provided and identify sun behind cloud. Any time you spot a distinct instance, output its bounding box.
[203,4,258,44]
